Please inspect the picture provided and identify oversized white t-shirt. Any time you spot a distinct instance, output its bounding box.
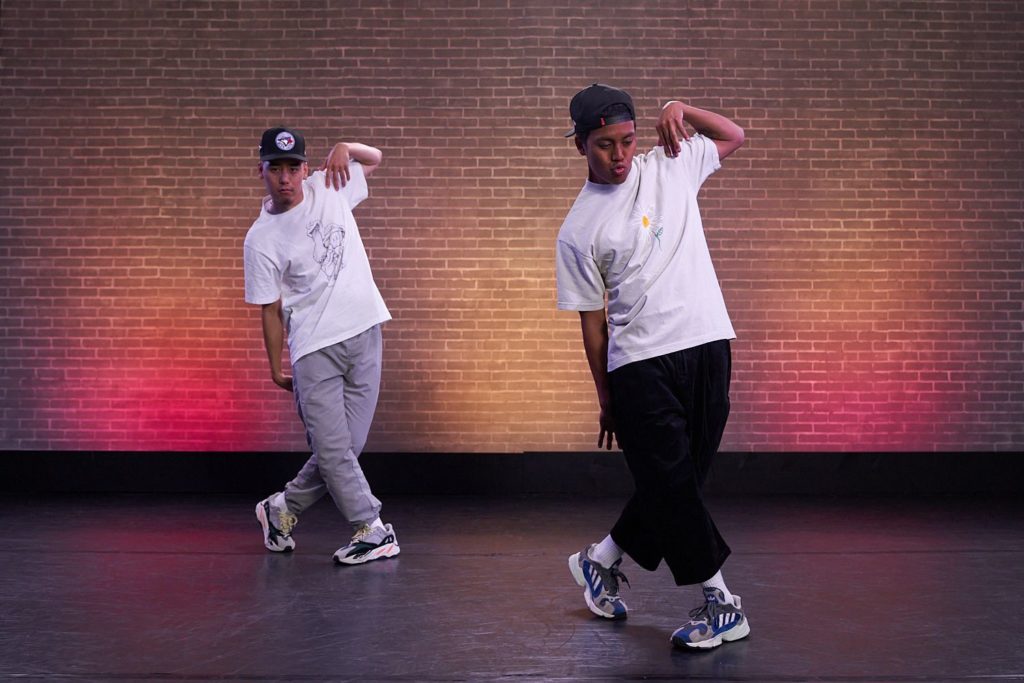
[243,163,391,362]
[556,134,735,372]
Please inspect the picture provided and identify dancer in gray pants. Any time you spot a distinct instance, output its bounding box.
[243,126,399,565]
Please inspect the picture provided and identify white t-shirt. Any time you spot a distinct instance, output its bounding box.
[243,163,391,362]
[556,134,735,372]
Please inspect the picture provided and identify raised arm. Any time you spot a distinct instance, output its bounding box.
[580,309,617,450]
[321,142,384,189]
[657,101,745,161]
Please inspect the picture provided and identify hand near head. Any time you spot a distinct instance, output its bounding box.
[656,100,690,158]
[321,143,352,190]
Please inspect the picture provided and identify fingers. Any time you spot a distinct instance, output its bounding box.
[656,125,670,153]
[322,145,351,189]
[598,407,617,449]
[658,103,689,158]
[321,164,349,190]
[657,124,678,157]
[665,118,685,157]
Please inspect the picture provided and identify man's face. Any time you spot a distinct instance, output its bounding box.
[576,121,637,185]
[258,159,308,213]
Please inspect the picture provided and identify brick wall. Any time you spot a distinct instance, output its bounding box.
[1,0,1022,453]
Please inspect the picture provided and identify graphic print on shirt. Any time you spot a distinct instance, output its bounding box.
[306,219,346,283]
[631,203,664,247]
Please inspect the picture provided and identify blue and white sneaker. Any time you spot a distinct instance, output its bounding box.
[255,496,297,553]
[333,523,400,565]
[568,544,629,620]
[671,587,750,649]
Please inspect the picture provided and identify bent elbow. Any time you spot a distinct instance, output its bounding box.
[732,125,746,148]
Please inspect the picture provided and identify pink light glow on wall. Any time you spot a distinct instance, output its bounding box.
[1,1,1022,453]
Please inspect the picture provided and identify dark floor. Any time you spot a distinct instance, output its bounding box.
[2,494,1022,682]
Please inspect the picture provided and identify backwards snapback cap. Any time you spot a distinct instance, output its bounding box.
[259,127,307,162]
[564,83,636,137]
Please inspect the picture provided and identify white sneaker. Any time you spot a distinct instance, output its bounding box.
[255,497,297,552]
[333,523,400,565]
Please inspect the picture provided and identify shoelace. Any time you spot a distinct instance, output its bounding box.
[688,597,723,623]
[278,511,297,535]
[350,525,373,543]
[599,563,631,595]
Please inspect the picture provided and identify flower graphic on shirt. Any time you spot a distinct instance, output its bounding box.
[307,219,346,282]
[632,204,664,246]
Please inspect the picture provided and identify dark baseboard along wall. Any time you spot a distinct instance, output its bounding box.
[2,451,1021,496]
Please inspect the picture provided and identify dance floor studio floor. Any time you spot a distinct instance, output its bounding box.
[2,493,1022,681]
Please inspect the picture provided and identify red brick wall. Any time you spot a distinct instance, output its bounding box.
[2,1,1022,453]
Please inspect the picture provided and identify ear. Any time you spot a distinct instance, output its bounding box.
[301,162,309,179]
[257,161,265,178]
[574,135,587,156]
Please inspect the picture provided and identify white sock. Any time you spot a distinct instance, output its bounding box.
[369,517,386,531]
[589,534,624,568]
[702,570,734,603]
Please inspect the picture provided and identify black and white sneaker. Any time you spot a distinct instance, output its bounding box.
[255,497,297,553]
[333,523,400,565]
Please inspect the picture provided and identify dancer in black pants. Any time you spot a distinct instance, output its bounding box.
[555,84,749,650]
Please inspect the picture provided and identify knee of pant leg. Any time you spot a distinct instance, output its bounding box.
[624,446,701,499]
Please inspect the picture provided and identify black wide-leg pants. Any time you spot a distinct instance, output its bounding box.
[608,339,732,586]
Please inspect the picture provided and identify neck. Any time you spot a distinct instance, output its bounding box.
[265,193,302,215]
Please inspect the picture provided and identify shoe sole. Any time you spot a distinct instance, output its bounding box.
[568,553,627,621]
[333,542,400,566]
[672,618,750,650]
[255,501,294,553]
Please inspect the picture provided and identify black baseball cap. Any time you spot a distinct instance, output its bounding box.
[259,127,307,162]
[564,84,636,138]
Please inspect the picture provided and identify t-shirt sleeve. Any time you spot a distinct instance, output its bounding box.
[243,243,282,305]
[309,163,368,210]
[339,161,368,208]
[674,134,722,191]
[556,240,605,311]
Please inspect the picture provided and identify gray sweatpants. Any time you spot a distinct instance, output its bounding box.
[282,324,383,529]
